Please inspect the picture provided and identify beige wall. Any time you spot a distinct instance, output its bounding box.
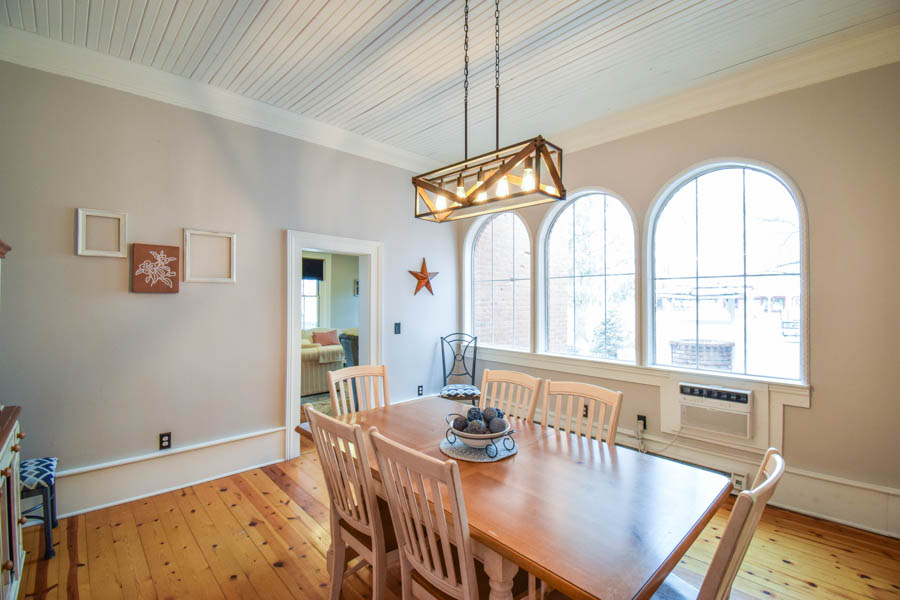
[329,253,359,329]
[0,61,457,469]
[460,62,900,488]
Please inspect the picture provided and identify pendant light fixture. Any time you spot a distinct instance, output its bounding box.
[413,0,566,223]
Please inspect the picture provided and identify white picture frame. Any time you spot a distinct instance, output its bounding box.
[183,228,237,283]
[76,208,128,257]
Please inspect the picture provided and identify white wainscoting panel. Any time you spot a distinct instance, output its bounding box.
[53,427,286,517]
[613,427,900,539]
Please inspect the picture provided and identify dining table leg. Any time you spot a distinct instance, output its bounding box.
[475,541,519,600]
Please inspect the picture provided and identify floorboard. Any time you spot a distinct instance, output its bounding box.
[18,451,900,599]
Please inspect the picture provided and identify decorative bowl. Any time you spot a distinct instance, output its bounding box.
[444,413,515,455]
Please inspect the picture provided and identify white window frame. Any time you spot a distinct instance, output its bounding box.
[643,158,810,384]
[300,251,332,328]
[462,212,534,351]
[536,188,641,364]
[300,279,321,329]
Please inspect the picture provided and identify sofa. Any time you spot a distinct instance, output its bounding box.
[301,328,358,396]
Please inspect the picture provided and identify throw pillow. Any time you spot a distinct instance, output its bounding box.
[312,329,340,346]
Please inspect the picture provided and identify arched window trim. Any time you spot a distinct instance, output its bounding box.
[643,158,810,383]
[462,211,534,350]
[536,187,641,363]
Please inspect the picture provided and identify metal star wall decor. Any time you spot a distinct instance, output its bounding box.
[409,258,438,295]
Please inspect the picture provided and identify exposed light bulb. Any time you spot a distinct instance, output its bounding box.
[496,175,509,198]
[475,168,487,203]
[435,194,448,211]
[456,173,465,199]
[521,157,535,192]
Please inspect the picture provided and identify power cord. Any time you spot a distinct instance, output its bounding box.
[655,427,684,455]
[634,422,647,453]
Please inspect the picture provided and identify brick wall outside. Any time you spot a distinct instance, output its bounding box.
[472,214,530,349]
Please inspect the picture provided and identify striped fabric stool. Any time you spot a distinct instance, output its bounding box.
[21,457,58,559]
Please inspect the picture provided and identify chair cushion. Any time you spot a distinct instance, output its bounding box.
[20,457,58,490]
[440,384,481,399]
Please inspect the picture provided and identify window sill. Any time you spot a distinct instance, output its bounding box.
[476,346,810,394]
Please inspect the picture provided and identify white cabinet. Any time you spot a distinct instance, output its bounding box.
[0,408,23,600]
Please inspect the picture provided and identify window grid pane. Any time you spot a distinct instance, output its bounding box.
[653,167,802,379]
[546,194,636,361]
[472,213,531,350]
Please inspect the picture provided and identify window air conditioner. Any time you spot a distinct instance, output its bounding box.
[678,383,753,440]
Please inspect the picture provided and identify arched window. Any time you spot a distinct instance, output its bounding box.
[545,193,636,361]
[650,164,803,380]
[471,213,531,349]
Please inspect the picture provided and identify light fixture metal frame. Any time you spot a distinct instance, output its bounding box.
[413,135,565,223]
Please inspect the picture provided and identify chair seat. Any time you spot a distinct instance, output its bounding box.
[20,457,58,490]
[440,384,481,400]
[651,573,699,599]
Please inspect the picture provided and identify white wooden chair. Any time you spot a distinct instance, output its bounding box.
[478,369,542,422]
[305,405,396,600]
[653,448,786,600]
[539,380,623,446]
[328,364,390,416]
[369,428,480,600]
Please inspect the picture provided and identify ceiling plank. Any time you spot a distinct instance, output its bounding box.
[191,0,264,82]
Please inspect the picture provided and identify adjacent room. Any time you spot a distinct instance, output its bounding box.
[1,2,898,599]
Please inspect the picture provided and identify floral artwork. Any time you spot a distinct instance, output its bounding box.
[132,244,180,293]
[136,250,176,287]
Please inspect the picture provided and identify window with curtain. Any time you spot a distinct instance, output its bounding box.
[651,165,802,380]
[545,193,636,361]
[472,213,531,349]
[301,279,320,329]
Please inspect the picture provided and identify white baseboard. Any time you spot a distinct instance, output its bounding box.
[53,427,286,517]
[615,427,900,539]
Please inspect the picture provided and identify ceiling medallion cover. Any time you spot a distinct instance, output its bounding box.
[413,0,566,223]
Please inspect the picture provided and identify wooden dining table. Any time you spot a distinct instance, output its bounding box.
[315,396,732,600]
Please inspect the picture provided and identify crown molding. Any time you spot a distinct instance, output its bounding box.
[0,26,438,174]
[555,18,900,154]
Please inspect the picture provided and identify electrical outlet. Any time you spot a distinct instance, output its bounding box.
[394,322,401,334]
[582,405,589,418]
[637,415,647,431]
[417,385,424,396]
[159,432,171,451]
[731,472,748,491]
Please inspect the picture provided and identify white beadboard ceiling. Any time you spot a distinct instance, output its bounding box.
[2,0,898,165]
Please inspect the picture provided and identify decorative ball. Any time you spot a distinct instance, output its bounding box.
[466,407,483,422]
[451,416,468,431]
[482,407,499,423]
[488,417,509,434]
[465,419,487,434]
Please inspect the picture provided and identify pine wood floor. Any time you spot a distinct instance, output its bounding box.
[19,451,900,599]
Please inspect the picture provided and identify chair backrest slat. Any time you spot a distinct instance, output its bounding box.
[699,448,785,600]
[540,380,623,446]
[328,365,390,416]
[370,429,478,600]
[479,369,542,422]
[305,406,379,538]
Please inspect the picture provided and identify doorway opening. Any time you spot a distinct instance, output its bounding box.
[298,251,360,417]
[285,231,383,459]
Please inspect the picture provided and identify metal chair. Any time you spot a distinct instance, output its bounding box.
[439,333,480,405]
[21,457,58,559]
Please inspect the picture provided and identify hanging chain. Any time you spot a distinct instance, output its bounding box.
[463,0,469,159]
[494,0,500,150]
